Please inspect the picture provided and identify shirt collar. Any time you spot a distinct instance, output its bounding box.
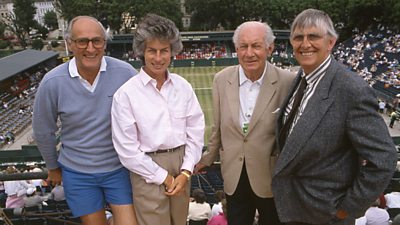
[239,63,267,86]
[139,67,172,86]
[69,57,107,78]
[301,55,332,85]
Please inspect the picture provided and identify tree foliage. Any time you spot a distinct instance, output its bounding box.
[0,40,9,49]
[98,1,131,32]
[346,0,383,32]
[50,40,59,48]
[35,24,49,39]
[50,0,400,41]
[54,0,95,22]
[44,11,59,30]
[31,38,44,50]
[368,0,400,31]
[187,0,399,40]
[0,22,6,39]
[0,23,9,49]
[124,0,183,29]
[54,0,182,33]
[186,0,267,30]
[7,0,37,48]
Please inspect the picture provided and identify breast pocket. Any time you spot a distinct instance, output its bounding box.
[260,110,278,135]
[172,110,187,137]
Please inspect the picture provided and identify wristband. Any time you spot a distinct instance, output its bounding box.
[181,170,191,180]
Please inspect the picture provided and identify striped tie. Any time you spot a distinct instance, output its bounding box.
[279,77,307,148]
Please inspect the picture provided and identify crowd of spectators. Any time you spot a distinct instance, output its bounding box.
[0,66,51,149]
[333,25,400,96]
[0,165,65,208]
[0,165,70,224]
[1,26,400,224]
[187,189,229,225]
[176,42,230,59]
[0,164,70,223]
[355,191,400,225]
[124,42,232,61]
[188,188,212,225]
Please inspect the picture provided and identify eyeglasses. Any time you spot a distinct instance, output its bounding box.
[70,38,105,49]
[291,33,324,43]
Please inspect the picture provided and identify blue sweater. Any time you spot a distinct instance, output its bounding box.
[33,56,137,173]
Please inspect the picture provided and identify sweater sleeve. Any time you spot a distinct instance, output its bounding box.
[32,77,60,170]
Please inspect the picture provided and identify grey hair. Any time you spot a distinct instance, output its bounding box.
[291,8,338,39]
[133,14,183,58]
[232,21,276,48]
[64,15,112,41]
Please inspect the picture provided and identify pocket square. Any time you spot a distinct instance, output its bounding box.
[272,108,280,114]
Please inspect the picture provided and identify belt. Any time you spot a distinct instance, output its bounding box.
[146,146,182,155]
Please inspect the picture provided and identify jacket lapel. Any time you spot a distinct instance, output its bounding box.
[226,66,243,134]
[276,73,301,145]
[247,62,277,135]
[274,60,339,175]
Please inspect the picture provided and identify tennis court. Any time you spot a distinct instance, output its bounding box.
[170,66,226,144]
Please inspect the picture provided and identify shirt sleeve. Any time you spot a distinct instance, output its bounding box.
[180,87,205,172]
[32,78,59,170]
[111,90,168,185]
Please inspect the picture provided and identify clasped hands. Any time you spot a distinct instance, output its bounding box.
[163,171,190,196]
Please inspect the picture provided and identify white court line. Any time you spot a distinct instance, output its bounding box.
[193,87,212,90]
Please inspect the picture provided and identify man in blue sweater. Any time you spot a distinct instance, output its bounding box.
[32,16,138,225]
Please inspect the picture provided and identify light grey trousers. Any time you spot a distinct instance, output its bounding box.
[130,146,190,225]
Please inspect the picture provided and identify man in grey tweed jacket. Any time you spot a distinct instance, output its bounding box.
[272,9,397,225]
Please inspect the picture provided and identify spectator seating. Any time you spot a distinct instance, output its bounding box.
[191,164,223,205]
[0,68,46,149]
[0,199,78,225]
[333,26,400,100]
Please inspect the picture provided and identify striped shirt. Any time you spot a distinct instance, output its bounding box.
[284,55,332,134]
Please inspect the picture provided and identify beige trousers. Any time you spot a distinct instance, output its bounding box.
[131,146,190,225]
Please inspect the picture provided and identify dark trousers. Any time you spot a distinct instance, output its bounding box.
[0,190,5,208]
[390,118,396,128]
[189,219,208,225]
[226,164,281,225]
[388,208,400,220]
[285,217,355,225]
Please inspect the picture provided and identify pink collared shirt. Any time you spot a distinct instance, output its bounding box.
[111,68,205,185]
[207,212,227,225]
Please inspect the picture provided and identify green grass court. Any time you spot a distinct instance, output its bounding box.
[169,66,226,144]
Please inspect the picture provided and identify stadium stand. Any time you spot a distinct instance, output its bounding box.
[0,68,50,149]
[1,27,400,224]
[333,26,400,101]
[0,50,57,150]
[176,42,231,59]
[190,164,224,205]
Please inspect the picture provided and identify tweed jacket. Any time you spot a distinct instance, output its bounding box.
[200,62,295,197]
[272,58,397,224]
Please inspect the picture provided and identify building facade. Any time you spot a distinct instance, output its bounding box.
[0,0,56,28]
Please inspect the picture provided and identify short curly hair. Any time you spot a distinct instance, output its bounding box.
[133,14,182,61]
[192,188,207,204]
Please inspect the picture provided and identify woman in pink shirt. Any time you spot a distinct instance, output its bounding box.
[207,199,227,225]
